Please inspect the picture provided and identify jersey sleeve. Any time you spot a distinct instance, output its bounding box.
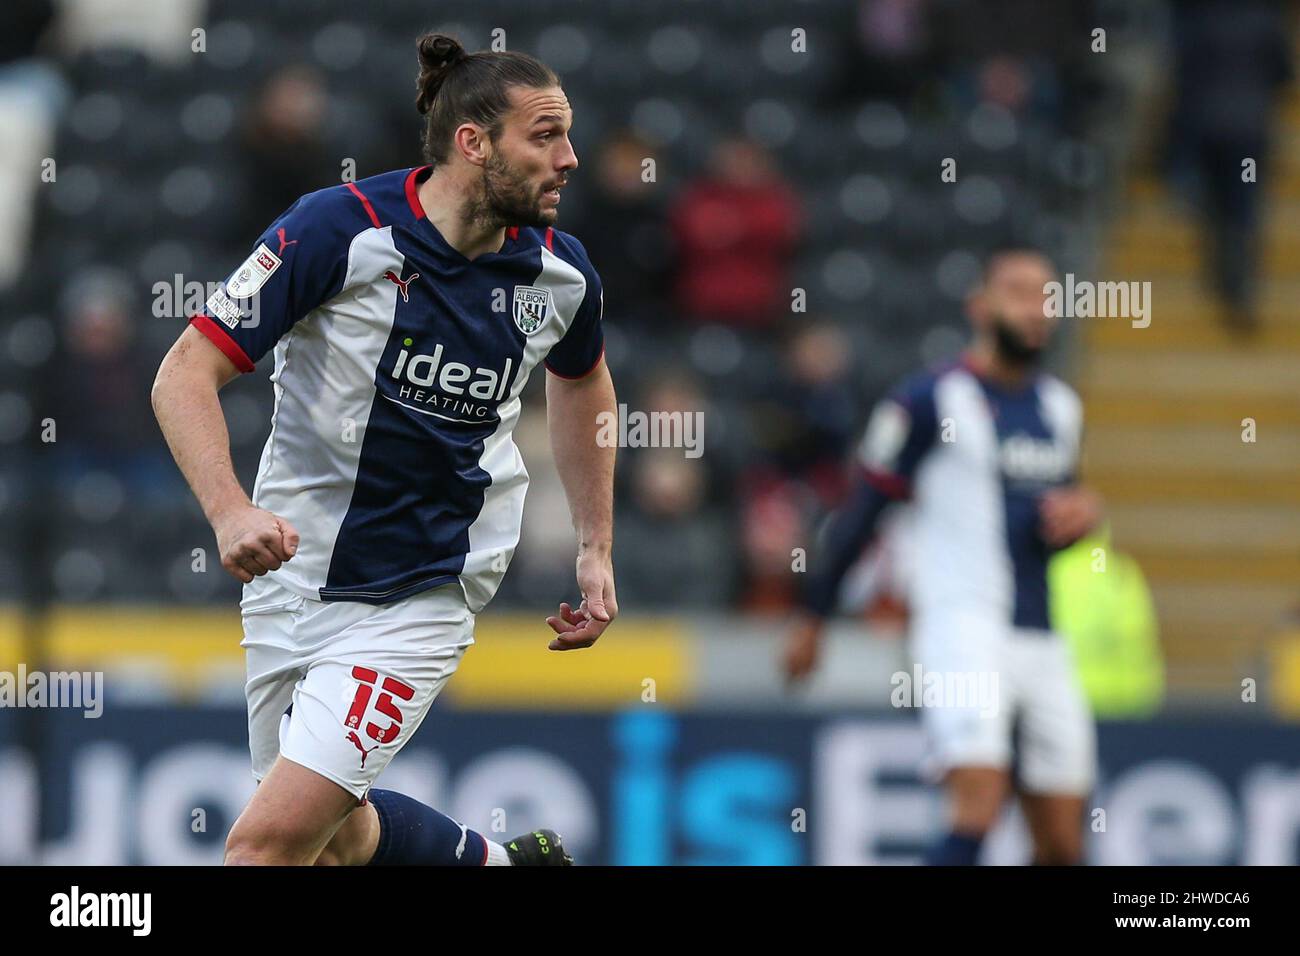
[855,372,940,499]
[799,371,940,618]
[544,237,605,379]
[189,189,359,372]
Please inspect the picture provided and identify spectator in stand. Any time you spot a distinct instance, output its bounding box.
[232,64,339,244]
[733,323,859,610]
[824,0,934,107]
[747,322,859,505]
[614,448,737,608]
[47,268,178,500]
[1166,0,1293,331]
[567,129,672,327]
[668,135,801,328]
[737,473,807,611]
[928,0,1090,130]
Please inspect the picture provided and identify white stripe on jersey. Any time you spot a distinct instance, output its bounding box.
[252,226,405,598]
[909,369,1014,627]
[457,245,591,613]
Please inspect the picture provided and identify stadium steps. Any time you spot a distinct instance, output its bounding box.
[1086,396,1300,428]
[1107,201,1300,276]
[1105,503,1300,552]
[1094,473,1300,505]
[1084,277,1300,343]
[1083,151,1300,698]
[1081,351,1300,395]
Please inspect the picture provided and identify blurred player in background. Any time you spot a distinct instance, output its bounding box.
[784,246,1103,865]
[151,34,616,866]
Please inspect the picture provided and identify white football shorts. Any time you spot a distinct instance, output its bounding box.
[240,572,474,801]
[908,609,1096,795]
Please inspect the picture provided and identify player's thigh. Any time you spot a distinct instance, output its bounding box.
[1012,633,1097,797]
[228,754,362,864]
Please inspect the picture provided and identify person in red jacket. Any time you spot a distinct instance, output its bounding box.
[669,136,802,328]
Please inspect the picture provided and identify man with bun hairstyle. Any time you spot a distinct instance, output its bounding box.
[153,34,614,866]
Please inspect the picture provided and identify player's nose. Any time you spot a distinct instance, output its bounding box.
[557,137,578,173]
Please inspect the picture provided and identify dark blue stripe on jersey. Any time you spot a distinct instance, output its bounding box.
[977,375,1070,630]
[320,220,535,603]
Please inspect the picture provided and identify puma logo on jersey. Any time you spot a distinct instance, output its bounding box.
[276,227,298,255]
[384,269,420,302]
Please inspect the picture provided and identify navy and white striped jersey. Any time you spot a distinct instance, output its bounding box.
[803,357,1081,630]
[192,165,604,611]
[856,358,1082,629]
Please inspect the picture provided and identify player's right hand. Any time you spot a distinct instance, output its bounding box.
[213,505,300,583]
[782,615,825,684]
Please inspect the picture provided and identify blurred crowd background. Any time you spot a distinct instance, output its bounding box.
[3,0,1300,868]
[0,0,1297,712]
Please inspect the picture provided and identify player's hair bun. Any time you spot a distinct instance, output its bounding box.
[415,33,469,115]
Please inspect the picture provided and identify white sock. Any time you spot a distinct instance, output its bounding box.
[485,840,513,866]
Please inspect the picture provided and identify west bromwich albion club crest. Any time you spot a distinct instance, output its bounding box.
[512,286,550,335]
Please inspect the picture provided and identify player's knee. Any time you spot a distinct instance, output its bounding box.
[949,783,1005,832]
[223,828,278,865]
[224,816,319,866]
[314,809,375,867]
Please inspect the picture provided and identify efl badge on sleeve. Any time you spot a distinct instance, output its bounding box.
[226,243,282,299]
[512,286,550,335]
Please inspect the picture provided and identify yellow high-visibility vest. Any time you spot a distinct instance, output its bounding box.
[1048,530,1165,717]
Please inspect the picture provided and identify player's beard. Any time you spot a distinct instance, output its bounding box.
[471,149,556,229]
[991,314,1044,367]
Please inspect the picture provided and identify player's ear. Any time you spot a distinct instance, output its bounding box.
[453,122,490,167]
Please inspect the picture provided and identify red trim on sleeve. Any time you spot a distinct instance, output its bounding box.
[190,315,255,373]
[859,465,911,501]
[404,165,430,219]
[545,344,605,381]
[346,182,383,229]
[544,227,554,251]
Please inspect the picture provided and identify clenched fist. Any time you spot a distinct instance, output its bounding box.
[213,505,300,583]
